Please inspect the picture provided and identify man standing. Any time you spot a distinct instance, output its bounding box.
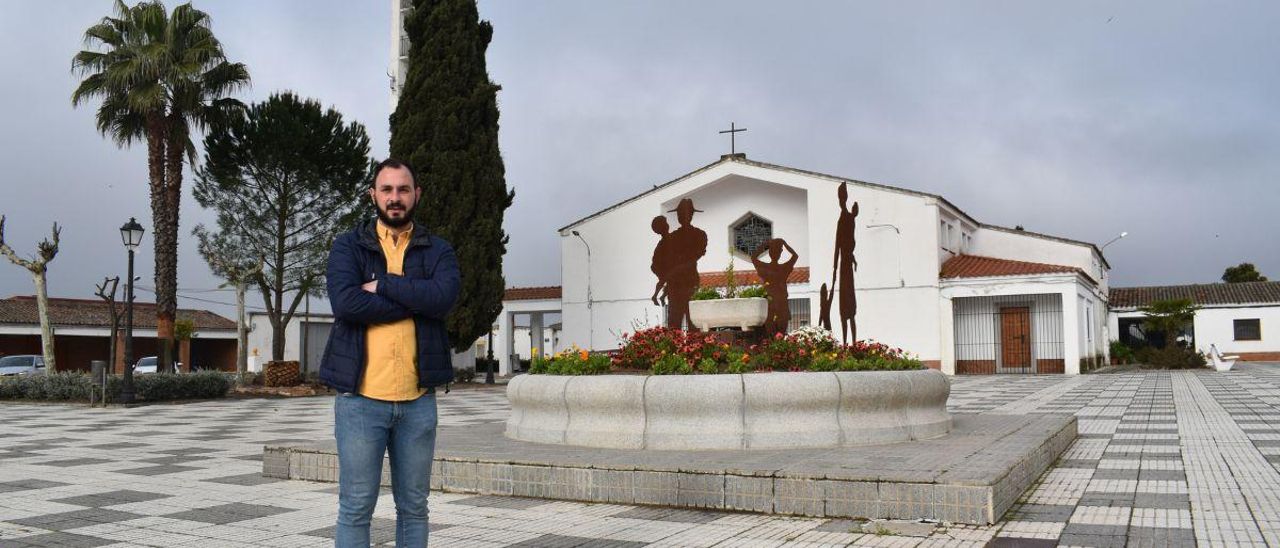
[320,158,461,547]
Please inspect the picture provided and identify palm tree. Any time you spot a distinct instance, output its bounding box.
[73,1,249,372]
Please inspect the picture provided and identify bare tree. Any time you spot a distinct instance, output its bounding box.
[194,227,262,381]
[94,277,121,373]
[0,216,61,372]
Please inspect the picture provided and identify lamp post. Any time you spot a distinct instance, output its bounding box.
[571,230,593,350]
[485,327,496,384]
[1100,231,1128,252]
[119,217,144,404]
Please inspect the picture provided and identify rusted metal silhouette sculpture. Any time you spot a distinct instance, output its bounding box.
[830,183,859,344]
[818,283,833,331]
[751,238,798,337]
[649,215,671,306]
[655,198,707,330]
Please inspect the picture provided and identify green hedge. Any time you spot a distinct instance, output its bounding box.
[0,371,234,402]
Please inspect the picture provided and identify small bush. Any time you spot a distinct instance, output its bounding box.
[1109,340,1136,364]
[652,353,692,375]
[726,354,752,374]
[737,285,769,299]
[692,286,721,301]
[529,347,611,375]
[696,357,719,374]
[807,353,840,372]
[0,371,232,402]
[1136,345,1206,370]
[454,366,477,384]
[0,373,93,400]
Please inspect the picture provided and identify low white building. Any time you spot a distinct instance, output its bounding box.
[1109,281,1280,361]
[495,154,1112,376]
[246,312,334,374]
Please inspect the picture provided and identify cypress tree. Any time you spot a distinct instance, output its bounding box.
[391,0,513,353]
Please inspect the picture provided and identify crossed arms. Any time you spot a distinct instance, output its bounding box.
[327,235,461,325]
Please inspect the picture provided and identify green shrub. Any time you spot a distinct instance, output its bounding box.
[1136,345,1206,370]
[737,285,768,299]
[726,355,752,374]
[652,353,692,375]
[696,357,719,374]
[133,371,233,400]
[807,353,840,372]
[529,348,611,375]
[454,366,477,383]
[1109,340,1136,364]
[692,286,721,300]
[0,371,232,402]
[0,373,93,401]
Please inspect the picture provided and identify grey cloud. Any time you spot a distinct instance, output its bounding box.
[2,0,1277,322]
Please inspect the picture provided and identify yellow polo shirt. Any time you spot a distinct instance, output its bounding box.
[360,221,425,401]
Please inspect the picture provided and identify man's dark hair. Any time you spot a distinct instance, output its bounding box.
[373,158,417,187]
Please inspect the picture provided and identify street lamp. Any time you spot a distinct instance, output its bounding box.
[1100,231,1128,252]
[485,326,496,385]
[571,230,593,350]
[119,217,144,404]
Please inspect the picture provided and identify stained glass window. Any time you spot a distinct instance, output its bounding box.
[733,214,772,256]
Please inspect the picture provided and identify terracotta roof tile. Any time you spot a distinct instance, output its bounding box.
[0,296,235,330]
[700,266,810,288]
[940,254,1085,281]
[504,286,562,301]
[1110,281,1280,308]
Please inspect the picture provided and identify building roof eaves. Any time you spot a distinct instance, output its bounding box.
[978,223,1110,270]
[554,155,1108,269]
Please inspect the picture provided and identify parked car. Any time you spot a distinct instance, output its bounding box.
[133,356,158,374]
[132,356,184,374]
[0,355,46,376]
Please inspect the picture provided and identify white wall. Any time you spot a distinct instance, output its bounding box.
[505,326,561,360]
[969,227,1108,295]
[664,175,808,272]
[1194,306,1280,356]
[247,313,334,362]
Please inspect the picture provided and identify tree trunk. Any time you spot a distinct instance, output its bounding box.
[236,282,248,378]
[33,270,56,372]
[271,317,286,362]
[147,114,177,374]
[159,117,189,373]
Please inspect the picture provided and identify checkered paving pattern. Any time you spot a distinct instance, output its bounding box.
[3,366,1280,546]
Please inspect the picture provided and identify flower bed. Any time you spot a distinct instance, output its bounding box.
[529,326,922,375]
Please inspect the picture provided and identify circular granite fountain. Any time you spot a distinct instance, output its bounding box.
[505,369,951,450]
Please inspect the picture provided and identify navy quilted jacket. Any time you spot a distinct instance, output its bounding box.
[319,219,460,393]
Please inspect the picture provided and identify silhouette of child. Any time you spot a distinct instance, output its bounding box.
[819,283,833,331]
[649,215,672,306]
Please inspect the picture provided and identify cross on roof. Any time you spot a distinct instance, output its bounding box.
[719,122,747,155]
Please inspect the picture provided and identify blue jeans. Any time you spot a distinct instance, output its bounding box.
[334,392,438,548]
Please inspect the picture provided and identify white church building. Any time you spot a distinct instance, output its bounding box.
[495,154,1111,376]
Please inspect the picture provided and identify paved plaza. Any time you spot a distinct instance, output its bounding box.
[3,365,1280,547]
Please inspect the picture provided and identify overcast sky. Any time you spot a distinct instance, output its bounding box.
[1,1,1277,320]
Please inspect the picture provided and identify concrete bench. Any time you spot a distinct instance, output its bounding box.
[1210,344,1239,372]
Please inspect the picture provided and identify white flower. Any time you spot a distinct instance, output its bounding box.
[792,325,835,344]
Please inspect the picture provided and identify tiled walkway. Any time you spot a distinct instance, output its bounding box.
[2,364,1280,547]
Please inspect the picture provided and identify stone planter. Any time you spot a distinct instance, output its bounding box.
[506,369,951,450]
[688,297,768,331]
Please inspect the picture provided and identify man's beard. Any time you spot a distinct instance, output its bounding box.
[376,201,416,228]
